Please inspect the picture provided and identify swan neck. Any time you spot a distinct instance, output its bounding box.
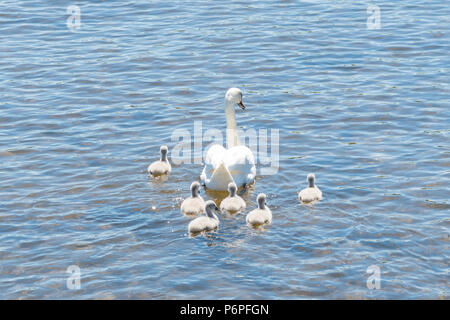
[258,199,265,210]
[206,208,218,220]
[225,101,240,148]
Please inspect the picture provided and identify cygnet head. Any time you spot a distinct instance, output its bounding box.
[225,88,245,110]
[205,200,220,218]
[257,193,267,209]
[307,173,315,187]
[160,145,168,161]
[227,182,237,197]
[190,181,201,197]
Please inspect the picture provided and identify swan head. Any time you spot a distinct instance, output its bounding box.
[160,145,168,161]
[225,87,245,110]
[307,173,315,187]
[205,200,220,218]
[257,193,267,209]
[227,182,237,197]
[190,181,201,197]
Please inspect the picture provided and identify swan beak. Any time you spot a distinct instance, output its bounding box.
[238,101,246,110]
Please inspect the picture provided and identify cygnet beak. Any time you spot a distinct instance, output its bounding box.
[238,101,245,110]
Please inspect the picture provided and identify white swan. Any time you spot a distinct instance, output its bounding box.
[188,200,220,233]
[148,146,171,176]
[298,173,322,203]
[246,193,272,226]
[220,182,246,213]
[180,181,205,216]
[200,88,256,191]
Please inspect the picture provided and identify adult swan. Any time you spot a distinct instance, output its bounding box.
[200,88,256,191]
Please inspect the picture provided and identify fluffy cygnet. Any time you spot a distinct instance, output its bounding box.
[181,181,205,216]
[298,173,322,203]
[220,182,246,213]
[148,146,171,176]
[188,200,220,233]
[246,193,272,226]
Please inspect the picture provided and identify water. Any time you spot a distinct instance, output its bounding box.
[0,0,448,299]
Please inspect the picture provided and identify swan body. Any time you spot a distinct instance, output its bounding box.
[181,181,205,216]
[220,182,246,213]
[188,200,220,233]
[148,146,171,175]
[200,88,256,191]
[246,193,272,226]
[298,173,322,203]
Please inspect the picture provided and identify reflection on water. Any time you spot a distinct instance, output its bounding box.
[0,0,448,299]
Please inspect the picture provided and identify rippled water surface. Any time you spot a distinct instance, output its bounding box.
[0,0,449,299]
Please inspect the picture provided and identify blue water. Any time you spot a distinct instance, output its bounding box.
[0,0,448,299]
